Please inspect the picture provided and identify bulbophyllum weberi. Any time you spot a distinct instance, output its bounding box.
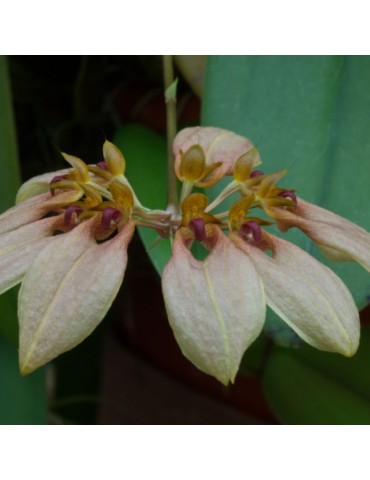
[0,126,369,384]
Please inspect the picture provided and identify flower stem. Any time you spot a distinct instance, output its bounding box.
[163,55,179,214]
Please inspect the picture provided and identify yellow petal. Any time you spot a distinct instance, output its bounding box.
[19,219,135,375]
[179,144,206,182]
[233,232,360,356]
[162,227,265,385]
[173,127,260,187]
[233,148,259,181]
[270,199,370,272]
[61,152,89,182]
[103,140,126,176]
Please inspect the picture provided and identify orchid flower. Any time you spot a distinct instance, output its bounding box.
[1,140,165,375]
[1,126,369,385]
[162,127,369,384]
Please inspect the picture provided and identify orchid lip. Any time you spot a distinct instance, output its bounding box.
[50,175,68,195]
[101,207,122,231]
[250,170,264,178]
[279,190,297,205]
[50,175,68,185]
[64,205,83,227]
[240,221,262,242]
[96,161,108,170]
[188,218,207,242]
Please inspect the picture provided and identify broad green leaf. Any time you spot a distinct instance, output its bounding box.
[0,56,46,424]
[262,326,370,424]
[114,123,171,275]
[202,56,370,343]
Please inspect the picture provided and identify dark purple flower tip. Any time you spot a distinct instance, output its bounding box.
[50,175,68,196]
[64,205,83,227]
[240,221,262,242]
[189,218,207,242]
[101,207,122,231]
[50,175,68,185]
[250,170,264,178]
[279,190,297,205]
[96,161,108,170]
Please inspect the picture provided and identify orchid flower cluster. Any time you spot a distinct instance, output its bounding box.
[1,126,370,385]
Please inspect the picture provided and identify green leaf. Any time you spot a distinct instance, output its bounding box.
[0,56,20,209]
[202,56,370,343]
[0,56,22,344]
[262,326,370,424]
[0,334,46,424]
[0,55,46,424]
[285,325,370,400]
[114,123,171,275]
[0,288,19,348]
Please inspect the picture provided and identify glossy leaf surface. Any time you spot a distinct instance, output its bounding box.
[202,56,370,343]
[203,56,370,308]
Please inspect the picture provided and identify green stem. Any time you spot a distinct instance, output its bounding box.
[163,55,179,213]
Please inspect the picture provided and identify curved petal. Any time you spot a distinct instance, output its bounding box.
[0,215,63,294]
[0,190,82,235]
[173,126,260,183]
[0,214,63,252]
[19,219,135,375]
[232,232,360,356]
[270,199,370,272]
[162,226,265,385]
[16,169,71,204]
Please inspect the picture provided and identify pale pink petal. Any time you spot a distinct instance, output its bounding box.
[16,169,71,204]
[19,219,135,375]
[173,126,260,180]
[232,232,360,356]
[0,215,63,294]
[270,199,370,272]
[162,226,265,385]
[0,190,82,235]
[0,214,63,252]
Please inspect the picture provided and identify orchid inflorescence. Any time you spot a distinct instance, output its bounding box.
[1,126,369,384]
